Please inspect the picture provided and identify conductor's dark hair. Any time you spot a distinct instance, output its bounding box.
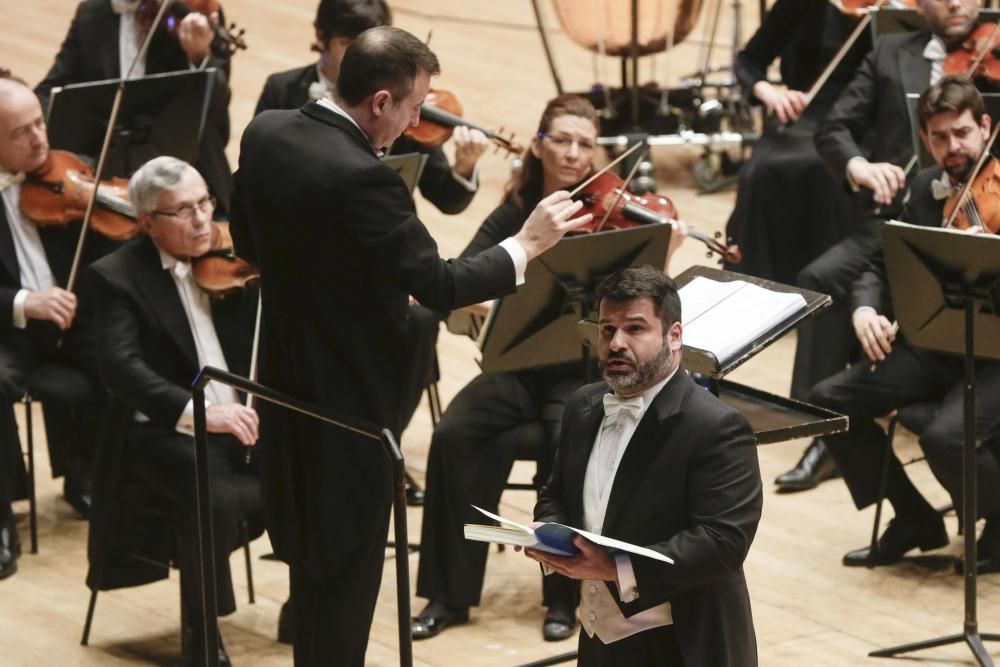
[336,26,440,107]
[596,265,681,330]
[314,0,391,42]
[917,74,985,130]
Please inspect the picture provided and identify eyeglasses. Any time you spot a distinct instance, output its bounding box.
[537,132,597,154]
[152,195,216,221]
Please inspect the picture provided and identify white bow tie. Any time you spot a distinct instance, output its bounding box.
[308,81,332,101]
[0,171,25,192]
[603,393,643,422]
[930,175,958,201]
[923,38,947,63]
[171,260,191,280]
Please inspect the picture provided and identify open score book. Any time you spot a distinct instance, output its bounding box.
[463,506,674,564]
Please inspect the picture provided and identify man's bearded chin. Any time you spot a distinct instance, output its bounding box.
[601,341,672,394]
[945,153,975,183]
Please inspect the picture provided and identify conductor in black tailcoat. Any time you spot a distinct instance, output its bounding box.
[231,26,593,666]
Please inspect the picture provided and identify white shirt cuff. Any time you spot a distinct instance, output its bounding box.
[615,553,640,603]
[499,237,527,286]
[451,166,479,192]
[12,289,28,329]
[845,156,865,193]
[853,305,878,319]
[189,54,210,71]
[175,398,211,435]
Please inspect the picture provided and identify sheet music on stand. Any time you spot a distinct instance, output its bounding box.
[383,153,428,194]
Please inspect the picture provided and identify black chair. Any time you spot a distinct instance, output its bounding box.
[869,400,956,567]
[18,364,102,554]
[80,400,256,647]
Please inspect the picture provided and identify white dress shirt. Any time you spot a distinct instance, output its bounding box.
[136,246,238,433]
[1,171,56,328]
[315,97,526,285]
[577,368,678,644]
[113,0,146,79]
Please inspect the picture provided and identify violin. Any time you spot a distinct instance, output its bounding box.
[136,0,247,54]
[943,22,1000,83]
[407,89,523,156]
[20,150,139,241]
[193,222,260,296]
[571,171,742,264]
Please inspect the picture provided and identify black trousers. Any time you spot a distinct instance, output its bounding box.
[808,340,1000,521]
[416,365,582,610]
[126,423,263,629]
[790,215,883,400]
[0,323,103,500]
[578,625,684,667]
[288,502,391,667]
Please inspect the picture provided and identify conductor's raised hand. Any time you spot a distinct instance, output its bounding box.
[206,404,259,446]
[514,190,592,261]
[523,534,617,582]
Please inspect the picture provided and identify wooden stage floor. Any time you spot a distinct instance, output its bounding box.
[2,1,998,664]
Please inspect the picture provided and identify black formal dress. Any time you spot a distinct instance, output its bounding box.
[35,0,235,214]
[725,0,869,287]
[0,191,114,513]
[535,370,762,667]
[254,63,476,215]
[415,196,581,613]
[87,234,264,635]
[794,30,936,399]
[230,100,519,666]
[807,166,1000,528]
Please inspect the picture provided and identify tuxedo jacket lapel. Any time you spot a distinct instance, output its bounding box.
[602,370,689,531]
[0,206,19,286]
[897,32,932,100]
[133,237,199,369]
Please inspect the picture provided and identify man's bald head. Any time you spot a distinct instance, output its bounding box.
[0,71,48,174]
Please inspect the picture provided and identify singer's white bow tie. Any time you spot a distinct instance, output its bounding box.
[930,175,958,201]
[308,81,332,101]
[603,393,643,422]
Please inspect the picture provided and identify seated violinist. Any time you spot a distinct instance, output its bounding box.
[255,0,489,216]
[37,0,236,214]
[807,76,1000,573]
[87,156,263,663]
[413,94,685,642]
[0,71,114,575]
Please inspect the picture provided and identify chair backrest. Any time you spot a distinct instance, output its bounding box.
[86,398,174,592]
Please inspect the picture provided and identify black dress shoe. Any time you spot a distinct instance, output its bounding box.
[277,598,293,645]
[953,554,1000,575]
[774,439,840,493]
[954,524,1000,575]
[542,606,576,641]
[63,479,92,519]
[843,517,949,567]
[411,602,469,640]
[0,513,20,580]
[405,484,425,507]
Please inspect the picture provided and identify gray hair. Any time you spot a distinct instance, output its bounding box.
[128,156,195,214]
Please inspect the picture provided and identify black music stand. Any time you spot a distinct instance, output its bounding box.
[872,221,1000,666]
[46,69,214,178]
[479,223,672,376]
[191,367,413,667]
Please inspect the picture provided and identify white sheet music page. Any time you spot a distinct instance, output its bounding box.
[679,276,806,366]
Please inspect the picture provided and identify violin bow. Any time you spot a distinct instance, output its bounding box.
[244,292,263,463]
[805,0,889,107]
[594,148,648,232]
[64,0,175,293]
[567,140,645,198]
[943,119,1000,230]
